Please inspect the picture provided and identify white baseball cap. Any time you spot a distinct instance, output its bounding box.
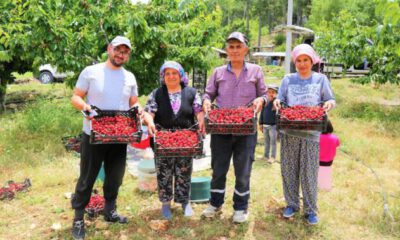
[110,36,132,49]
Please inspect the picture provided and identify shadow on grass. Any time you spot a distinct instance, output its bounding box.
[51,216,143,240]
[252,203,327,240]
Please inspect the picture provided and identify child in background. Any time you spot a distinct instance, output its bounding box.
[318,120,340,191]
[259,84,279,163]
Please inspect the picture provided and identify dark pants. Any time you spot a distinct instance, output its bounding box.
[155,157,193,204]
[209,134,257,211]
[71,133,127,210]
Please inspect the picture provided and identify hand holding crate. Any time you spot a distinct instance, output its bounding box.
[89,106,142,144]
[276,104,328,131]
[205,106,257,135]
[154,129,203,158]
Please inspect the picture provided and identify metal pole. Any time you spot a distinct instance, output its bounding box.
[285,0,293,74]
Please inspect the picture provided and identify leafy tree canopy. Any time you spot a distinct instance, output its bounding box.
[309,0,400,84]
[0,0,223,96]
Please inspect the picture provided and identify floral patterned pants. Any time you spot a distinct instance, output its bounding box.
[280,134,319,215]
[155,157,193,204]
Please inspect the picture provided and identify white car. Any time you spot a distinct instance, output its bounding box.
[38,64,71,84]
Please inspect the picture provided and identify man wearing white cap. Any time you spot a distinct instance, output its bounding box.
[70,36,138,240]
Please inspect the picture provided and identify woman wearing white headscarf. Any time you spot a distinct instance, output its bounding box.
[274,44,335,225]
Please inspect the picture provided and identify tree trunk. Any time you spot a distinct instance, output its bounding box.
[243,2,247,19]
[245,0,250,37]
[257,15,262,50]
[282,0,287,25]
[296,2,302,26]
[0,78,6,114]
[268,7,272,33]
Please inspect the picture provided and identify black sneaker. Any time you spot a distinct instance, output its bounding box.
[104,209,128,224]
[72,219,85,240]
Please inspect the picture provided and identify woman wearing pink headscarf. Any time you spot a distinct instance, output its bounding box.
[273,44,336,225]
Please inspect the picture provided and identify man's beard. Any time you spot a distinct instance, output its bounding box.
[110,58,124,67]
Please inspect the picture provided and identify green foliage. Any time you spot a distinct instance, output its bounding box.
[222,18,247,38]
[0,97,81,166]
[312,0,400,84]
[126,0,223,93]
[314,11,368,68]
[11,71,33,80]
[211,0,246,26]
[0,0,223,95]
[356,0,400,85]
[0,51,11,62]
[22,98,81,134]
[274,44,286,52]
[308,0,376,28]
[273,33,285,46]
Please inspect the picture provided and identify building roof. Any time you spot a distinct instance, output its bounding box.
[273,24,314,36]
[252,52,286,57]
[212,47,227,55]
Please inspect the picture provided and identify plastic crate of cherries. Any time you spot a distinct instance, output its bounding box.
[61,134,82,153]
[205,106,257,135]
[89,106,142,144]
[85,189,105,218]
[154,129,203,158]
[276,105,328,131]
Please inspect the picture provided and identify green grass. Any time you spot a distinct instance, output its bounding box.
[0,80,399,239]
[5,82,69,104]
[0,83,81,171]
[262,65,286,79]
[11,71,34,80]
[0,98,81,168]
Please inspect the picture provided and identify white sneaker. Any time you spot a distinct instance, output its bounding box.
[201,205,222,218]
[232,210,249,223]
[182,203,194,217]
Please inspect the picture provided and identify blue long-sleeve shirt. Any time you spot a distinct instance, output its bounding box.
[277,72,335,141]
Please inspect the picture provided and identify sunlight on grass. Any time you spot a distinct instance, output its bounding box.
[11,71,34,80]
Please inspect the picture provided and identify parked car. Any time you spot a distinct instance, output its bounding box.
[38,64,71,84]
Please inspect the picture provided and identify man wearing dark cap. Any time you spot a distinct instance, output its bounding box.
[202,31,267,223]
[70,36,138,239]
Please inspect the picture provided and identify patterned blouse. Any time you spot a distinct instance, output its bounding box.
[145,90,202,116]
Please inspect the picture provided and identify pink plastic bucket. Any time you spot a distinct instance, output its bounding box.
[318,166,332,191]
